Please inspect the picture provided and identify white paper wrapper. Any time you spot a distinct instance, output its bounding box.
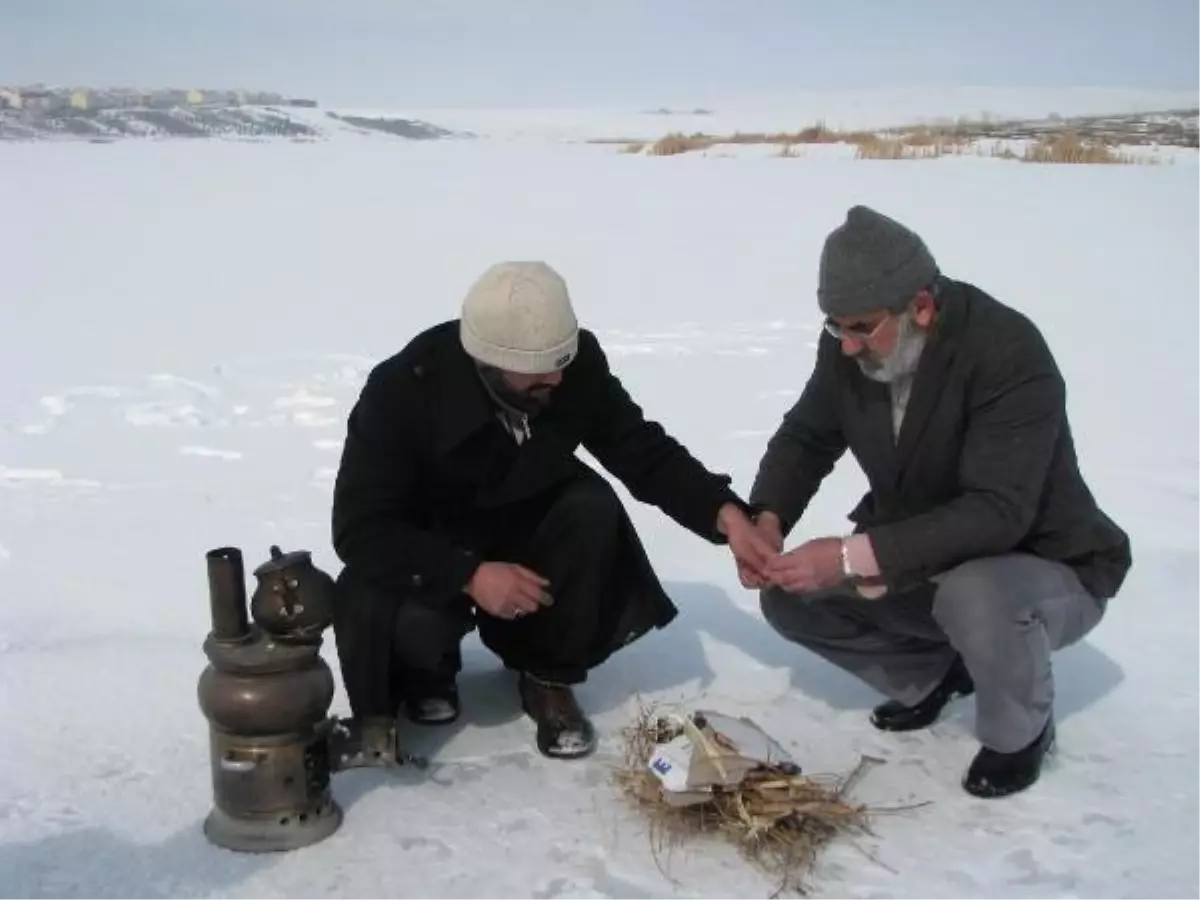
[645,711,796,805]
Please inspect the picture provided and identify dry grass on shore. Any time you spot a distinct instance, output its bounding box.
[603,115,1184,165]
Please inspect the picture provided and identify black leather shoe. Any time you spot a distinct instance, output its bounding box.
[870,656,975,732]
[963,718,1056,798]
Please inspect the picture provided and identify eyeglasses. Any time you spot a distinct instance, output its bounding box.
[823,315,889,342]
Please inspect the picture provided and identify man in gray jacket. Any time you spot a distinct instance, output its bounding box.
[743,205,1131,798]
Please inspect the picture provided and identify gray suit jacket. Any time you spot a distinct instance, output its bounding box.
[749,279,1131,599]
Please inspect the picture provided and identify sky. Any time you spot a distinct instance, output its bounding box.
[1,0,1197,108]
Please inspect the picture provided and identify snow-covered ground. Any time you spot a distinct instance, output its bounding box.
[0,118,1196,898]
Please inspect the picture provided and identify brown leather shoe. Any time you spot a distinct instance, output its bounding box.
[517,672,597,759]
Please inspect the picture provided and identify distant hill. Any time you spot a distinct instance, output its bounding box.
[0,106,466,142]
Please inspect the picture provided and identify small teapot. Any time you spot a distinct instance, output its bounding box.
[250,545,336,643]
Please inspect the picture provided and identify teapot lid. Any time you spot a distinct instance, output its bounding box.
[252,545,313,577]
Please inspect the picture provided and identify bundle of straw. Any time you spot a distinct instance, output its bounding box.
[612,704,900,897]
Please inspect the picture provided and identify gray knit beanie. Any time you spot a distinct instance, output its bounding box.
[817,206,939,317]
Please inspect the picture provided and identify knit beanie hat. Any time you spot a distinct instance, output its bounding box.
[459,261,579,374]
[817,206,939,317]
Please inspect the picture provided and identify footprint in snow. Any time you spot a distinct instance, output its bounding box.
[271,391,341,428]
[21,386,125,434]
[179,446,243,461]
[40,395,72,417]
[148,373,220,398]
[0,466,102,488]
[21,377,230,433]
[1004,847,1079,892]
[122,375,225,427]
[273,389,337,410]
[531,876,607,899]
[126,402,209,427]
[716,346,772,356]
[398,835,452,858]
[534,848,657,899]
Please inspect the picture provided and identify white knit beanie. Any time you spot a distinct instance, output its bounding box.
[459,261,580,374]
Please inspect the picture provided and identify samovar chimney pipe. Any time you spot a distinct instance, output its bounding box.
[205,547,250,642]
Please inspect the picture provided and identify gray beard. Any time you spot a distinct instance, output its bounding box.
[855,313,928,383]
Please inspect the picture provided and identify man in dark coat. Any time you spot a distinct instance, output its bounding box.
[331,260,773,760]
[741,206,1131,798]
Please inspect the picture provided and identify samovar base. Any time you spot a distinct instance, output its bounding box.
[203,798,343,853]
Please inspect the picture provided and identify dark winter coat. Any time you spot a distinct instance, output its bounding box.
[749,279,1132,599]
[331,320,748,622]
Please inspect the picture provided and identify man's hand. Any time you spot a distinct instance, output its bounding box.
[752,511,784,552]
[762,536,845,594]
[717,503,780,589]
[465,562,551,620]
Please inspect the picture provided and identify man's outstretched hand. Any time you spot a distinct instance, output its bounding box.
[717,503,781,588]
[762,536,844,594]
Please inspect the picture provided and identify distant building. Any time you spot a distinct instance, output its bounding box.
[245,91,284,106]
[111,89,149,108]
[0,84,308,114]
[159,89,190,107]
[21,90,66,112]
[203,90,236,106]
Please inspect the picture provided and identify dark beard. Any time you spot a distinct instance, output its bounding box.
[476,365,553,415]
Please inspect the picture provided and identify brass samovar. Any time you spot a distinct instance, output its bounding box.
[198,545,417,852]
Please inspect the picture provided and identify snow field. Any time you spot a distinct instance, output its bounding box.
[0,130,1196,898]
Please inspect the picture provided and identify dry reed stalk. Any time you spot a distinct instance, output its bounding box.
[648,132,715,155]
[611,703,923,896]
[1022,132,1142,164]
[853,134,961,160]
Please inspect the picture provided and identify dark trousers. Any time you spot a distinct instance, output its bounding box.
[332,469,632,719]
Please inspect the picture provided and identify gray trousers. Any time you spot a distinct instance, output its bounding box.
[760,553,1107,753]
